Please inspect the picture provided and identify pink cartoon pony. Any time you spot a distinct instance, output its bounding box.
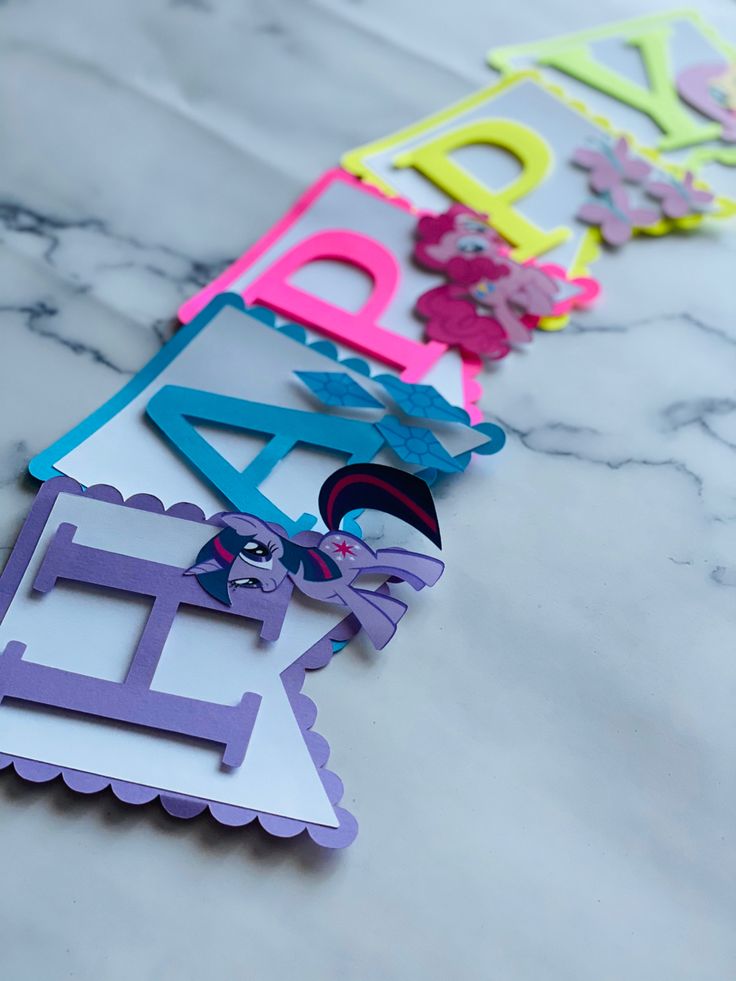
[413,206,559,357]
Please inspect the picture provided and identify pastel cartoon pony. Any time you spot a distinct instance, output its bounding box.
[185,464,444,651]
[413,205,561,356]
[414,205,507,272]
[713,63,736,112]
[676,61,736,143]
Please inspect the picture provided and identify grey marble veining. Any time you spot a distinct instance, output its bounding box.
[0,1,735,979]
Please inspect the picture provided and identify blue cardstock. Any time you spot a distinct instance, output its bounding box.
[30,295,503,535]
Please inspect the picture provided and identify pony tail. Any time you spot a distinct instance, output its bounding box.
[318,463,442,549]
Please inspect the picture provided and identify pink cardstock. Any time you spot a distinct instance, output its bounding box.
[178,169,485,421]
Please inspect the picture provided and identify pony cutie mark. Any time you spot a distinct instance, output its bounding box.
[413,205,598,357]
[185,464,444,651]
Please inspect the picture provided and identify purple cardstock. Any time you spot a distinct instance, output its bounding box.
[0,478,363,848]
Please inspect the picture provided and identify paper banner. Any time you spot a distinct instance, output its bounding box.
[489,11,736,195]
[30,296,501,535]
[178,169,485,414]
[342,72,731,277]
[0,478,368,847]
[188,463,444,651]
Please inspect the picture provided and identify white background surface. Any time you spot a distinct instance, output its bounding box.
[0,1,734,979]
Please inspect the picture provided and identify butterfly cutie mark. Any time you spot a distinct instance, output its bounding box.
[185,463,444,651]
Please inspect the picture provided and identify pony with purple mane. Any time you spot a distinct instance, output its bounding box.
[185,464,444,650]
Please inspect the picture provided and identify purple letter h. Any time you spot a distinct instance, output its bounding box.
[0,522,291,769]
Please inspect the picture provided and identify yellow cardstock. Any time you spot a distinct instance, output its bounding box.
[342,73,732,320]
[489,10,736,179]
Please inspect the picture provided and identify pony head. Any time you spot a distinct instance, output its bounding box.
[414,205,504,271]
[185,514,348,605]
[185,514,289,604]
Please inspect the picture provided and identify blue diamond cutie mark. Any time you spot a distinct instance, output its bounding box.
[376,416,464,473]
[295,371,384,409]
[375,374,468,423]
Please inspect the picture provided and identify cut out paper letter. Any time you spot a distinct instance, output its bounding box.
[489,11,736,173]
[177,172,485,414]
[342,74,726,277]
[537,29,721,152]
[0,478,371,847]
[392,119,569,258]
[31,296,495,522]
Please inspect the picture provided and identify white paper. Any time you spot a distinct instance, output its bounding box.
[0,492,350,827]
[351,76,663,270]
[54,304,487,520]
[492,14,736,191]
[222,176,473,403]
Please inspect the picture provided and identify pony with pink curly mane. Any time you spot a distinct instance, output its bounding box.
[413,206,563,357]
[414,205,506,271]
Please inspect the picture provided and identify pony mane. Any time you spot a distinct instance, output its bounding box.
[414,284,511,360]
[190,525,247,606]
[444,254,511,286]
[414,205,489,270]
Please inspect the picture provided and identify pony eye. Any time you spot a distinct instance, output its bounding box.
[463,220,487,232]
[230,577,262,589]
[241,541,270,561]
[239,540,274,570]
[457,235,488,254]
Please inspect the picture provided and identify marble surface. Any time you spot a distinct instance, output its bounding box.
[0,1,735,978]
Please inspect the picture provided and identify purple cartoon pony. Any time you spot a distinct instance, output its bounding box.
[185,464,445,650]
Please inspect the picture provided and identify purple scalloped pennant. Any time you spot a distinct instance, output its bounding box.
[0,477,367,848]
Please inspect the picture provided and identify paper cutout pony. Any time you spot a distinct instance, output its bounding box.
[186,464,444,650]
[677,61,736,143]
[412,206,598,357]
